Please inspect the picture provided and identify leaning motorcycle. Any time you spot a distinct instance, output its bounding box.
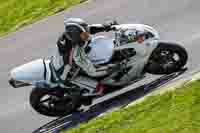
[9,23,188,117]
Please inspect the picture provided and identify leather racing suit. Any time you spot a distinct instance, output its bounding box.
[51,24,113,84]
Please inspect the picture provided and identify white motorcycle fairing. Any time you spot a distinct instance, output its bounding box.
[9,23,160,89]
[9,59,51,88]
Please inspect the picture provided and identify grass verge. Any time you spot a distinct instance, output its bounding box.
[63,80,200,133]
[0,0,82,37]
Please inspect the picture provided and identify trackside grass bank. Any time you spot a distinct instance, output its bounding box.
[63,80,200,133]
[0,0,81,37]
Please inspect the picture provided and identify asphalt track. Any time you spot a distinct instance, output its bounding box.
[1,0,200,132]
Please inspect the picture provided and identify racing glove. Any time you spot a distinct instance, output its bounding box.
[103,20,118,32]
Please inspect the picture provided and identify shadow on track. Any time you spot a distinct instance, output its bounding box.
[32,68,187,133]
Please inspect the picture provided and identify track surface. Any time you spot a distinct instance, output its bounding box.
[1,0,200,132]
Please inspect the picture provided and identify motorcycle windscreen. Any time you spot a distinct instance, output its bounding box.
[9,59,46,85]
[87,36,114,65]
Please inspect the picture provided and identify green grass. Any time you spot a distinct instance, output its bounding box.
[63,80,200,133]
[0,0,81,36]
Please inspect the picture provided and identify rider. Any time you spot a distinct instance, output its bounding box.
[51,18,117,88]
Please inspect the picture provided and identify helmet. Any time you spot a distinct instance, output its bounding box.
[64,18,89,44]
[64,18,89,32]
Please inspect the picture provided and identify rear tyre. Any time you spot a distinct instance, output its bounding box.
[146,42,188,74]
[30,88,81,117]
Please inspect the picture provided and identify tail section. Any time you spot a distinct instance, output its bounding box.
[9,59,50,88]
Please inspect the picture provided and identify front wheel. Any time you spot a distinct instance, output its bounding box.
[30,88,81,117]
[146,42,188,74]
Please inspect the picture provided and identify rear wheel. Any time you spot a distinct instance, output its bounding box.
[146,42,188,74]
[30,88,81,117]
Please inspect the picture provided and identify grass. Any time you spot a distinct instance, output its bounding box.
[0,0,82,37]
[63,80,200,133]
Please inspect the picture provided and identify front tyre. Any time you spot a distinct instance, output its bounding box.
[30,88,81,117]
[146,42,188,74]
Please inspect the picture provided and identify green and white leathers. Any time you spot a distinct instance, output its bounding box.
[73,45,109,77]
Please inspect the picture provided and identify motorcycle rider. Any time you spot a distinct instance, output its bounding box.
[51,18,118,93]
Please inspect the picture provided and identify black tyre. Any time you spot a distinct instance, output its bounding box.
[146,42,188,74]
[30,88,81,117]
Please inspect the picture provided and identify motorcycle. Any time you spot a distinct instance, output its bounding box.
[9,23,188,117]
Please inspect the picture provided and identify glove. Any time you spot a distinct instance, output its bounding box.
[57,32,67,55]
[103,20,118,32]
[103,23,112,32]
[107,63,123,74]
